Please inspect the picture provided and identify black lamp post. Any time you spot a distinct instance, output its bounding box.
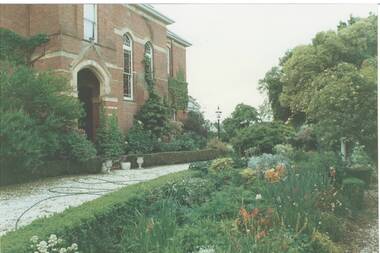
[216,106,222,139]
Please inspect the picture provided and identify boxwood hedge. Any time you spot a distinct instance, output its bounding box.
[0,171,193,253]
[123,148,226,168]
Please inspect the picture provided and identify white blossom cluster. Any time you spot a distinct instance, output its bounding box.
[30,234,79,253]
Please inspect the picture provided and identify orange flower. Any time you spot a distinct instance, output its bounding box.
[264,169,280,183]
[255,230,267,240]
[251,207,260,218]
[275,164,286,177]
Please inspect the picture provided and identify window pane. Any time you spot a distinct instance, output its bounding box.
[124,50,131,74]
[84,4,95,21]
[84,20,94,40]
[123,34,131,47]
[123,73,132,98]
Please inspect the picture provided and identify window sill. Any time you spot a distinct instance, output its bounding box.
[123,97,134,102]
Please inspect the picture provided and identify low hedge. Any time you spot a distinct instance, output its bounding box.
[0,158,102,186]
[123,148,226,168]
[0,170,193,253]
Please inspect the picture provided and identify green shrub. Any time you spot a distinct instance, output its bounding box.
[125,121,157,154]
[189,160,212,175]
[318,212,345,242]
[207,138,229,153]
[134,92,170,138]
[62,130,97,162]
[209,158,234,173]
[342,177,365,210]
[310,231,343,253]
[96,112,124,161]
[0,171,192,253]
[231,121,295,155]
[123,149,225,168]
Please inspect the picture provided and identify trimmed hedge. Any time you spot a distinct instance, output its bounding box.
[0,170,193,253]
[123,148,226,168]
[0,158,102,186]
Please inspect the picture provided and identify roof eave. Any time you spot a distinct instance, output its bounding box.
[136,4,175,25]
[167,30,192,47]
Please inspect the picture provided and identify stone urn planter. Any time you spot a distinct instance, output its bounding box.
[137,156,144,169]
[101,160,113,173]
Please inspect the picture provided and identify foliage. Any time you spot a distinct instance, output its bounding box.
[319,212,345,242]
[62,129,97,162]
[123,149,225,168]
[310,231,344,253]
[164,120,184,141]
[0,63,83,172]
[292,124,318,151]
[349,144,374,170]
[183,110,208,138]
[143,54,154,92]
[209,158,234,173]
[29,234,79,253]
[248,153,290,172]
[134,92,170,138]
[231,121,295,155]
[95,111,124,161]
[260,15,377,159]
[222,103,260,141]
[258,66,291,122]
[157,132,199,152]
[342,177,365,210]
[207,138,230,153]
[189,160,212,175]
[239,168,257,183]
[273,144,294,157]
[0,28,49,65]
[0,171,193,253]
[168,70,188,110]
[125,121,157,154]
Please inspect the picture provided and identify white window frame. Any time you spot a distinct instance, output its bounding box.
[83,4,97,42]
[123,33,133,100]
[166,46,171,76]
[144,42,154,79]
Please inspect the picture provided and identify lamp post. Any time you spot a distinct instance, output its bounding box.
[216,106,222,140]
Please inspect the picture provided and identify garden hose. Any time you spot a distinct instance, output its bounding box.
[14,174,144,231]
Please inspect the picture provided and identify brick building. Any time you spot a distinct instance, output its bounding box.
[0,4,191,139]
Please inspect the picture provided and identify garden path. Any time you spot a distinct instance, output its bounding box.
[344,184,379,253]
[0,163,189,236]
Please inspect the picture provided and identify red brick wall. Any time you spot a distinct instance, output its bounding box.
[0,4,188,134]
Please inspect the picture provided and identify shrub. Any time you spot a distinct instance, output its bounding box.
[310,231,343,253]
[189,160,212,175]
[62,129,97,162]
[239,168,257,183]
[134,92,170,138]
[342,177,365,210]
[318,212,345,242]
[273,144,294,158]
[291,124,318,151]
[123,149,225,168]
[96,112,124,161]
[248,153,290,172]
[183,110,208,138]
[29,234,79,253]
[158,132,198,152]
[231,121,295,155]
[125,122,157,154]
[207,138,229,153]
[0,171,192,253]
[208,158,234,173]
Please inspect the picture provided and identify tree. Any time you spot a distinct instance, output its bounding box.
[222,103,260,141]
[183,110,208,137]
[134,92,170,138]
[260,14,377,160]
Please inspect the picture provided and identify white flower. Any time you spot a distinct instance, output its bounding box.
[255,194,263,200]
[59,248,67,253]
[30,235,39,243]
[70,243,78,251]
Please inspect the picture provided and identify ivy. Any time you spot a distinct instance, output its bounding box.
[168,70,189,110]
[0,28,49,65]
[143,55,154,92]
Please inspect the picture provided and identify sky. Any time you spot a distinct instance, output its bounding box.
[152,3,377,122]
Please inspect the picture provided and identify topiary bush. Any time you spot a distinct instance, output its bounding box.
[125,121,157,154]
[96,111,124,161]
[342,177,365,210]
[62,129,97,162]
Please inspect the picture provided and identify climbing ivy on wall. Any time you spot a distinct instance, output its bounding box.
[168,69,189,110]
[143,55,155,92]
[0,28,49,65]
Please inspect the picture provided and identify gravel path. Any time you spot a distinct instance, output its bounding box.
[0,163,189,236]
[345,185,379,253]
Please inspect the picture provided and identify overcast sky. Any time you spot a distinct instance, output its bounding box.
[152,4,377,121]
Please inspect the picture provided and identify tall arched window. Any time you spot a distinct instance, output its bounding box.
[144,42,154,79]
[123,33,133,99]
